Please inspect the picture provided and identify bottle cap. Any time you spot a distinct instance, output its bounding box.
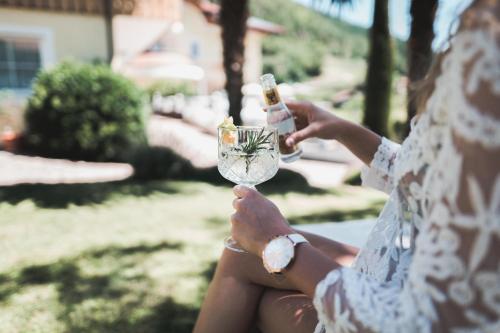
[260,73,276,90]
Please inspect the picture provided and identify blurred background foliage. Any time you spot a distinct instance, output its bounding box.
[146,81,196,101]
[250,0,407,82]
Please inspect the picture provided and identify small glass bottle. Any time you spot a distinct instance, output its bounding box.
[260,73,302,163]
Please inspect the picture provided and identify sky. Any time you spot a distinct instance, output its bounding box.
[294,0,474,50]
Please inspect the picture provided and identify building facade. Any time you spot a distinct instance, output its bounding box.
[0,0,281,93]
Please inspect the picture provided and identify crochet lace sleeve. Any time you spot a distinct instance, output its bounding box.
[361,137,400,194]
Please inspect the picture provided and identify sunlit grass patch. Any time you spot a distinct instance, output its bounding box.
[0,180,386,332]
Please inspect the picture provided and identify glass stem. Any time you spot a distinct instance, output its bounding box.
[239,184,257,191]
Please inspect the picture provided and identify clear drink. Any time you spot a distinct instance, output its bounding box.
[218,148,279,187]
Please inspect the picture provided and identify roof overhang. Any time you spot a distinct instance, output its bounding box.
[191,0,284,35]
[0,0,182,20]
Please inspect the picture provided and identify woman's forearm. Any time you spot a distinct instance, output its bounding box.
[284,243,339,298]
[334,118,383,166]
[280,121,383,297]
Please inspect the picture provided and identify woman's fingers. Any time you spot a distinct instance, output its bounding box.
[232,198,243,210]
[233,185,255,198]
[230,212,240,225]
[286,125,315,146]
[285,100,310,114]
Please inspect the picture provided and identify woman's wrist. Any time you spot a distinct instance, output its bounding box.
[329,116,351,142]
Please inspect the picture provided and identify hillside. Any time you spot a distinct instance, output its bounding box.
[249,0,407,82]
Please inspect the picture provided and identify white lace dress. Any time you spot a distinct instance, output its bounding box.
[313,5,500,333]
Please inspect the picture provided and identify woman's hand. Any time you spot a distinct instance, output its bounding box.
[285,101,345,147]
[231,185,294,257]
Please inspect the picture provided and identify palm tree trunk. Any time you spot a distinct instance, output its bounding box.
[363,0,392,137]
[220,0,249,126]
[406,0,437,136]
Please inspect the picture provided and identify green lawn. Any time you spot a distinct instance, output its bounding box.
[0,176,385,333]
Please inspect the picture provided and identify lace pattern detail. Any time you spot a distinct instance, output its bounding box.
[446,28,500,148]
[352,195,403,282]
[361,137,400,194]
[314,270,357,333]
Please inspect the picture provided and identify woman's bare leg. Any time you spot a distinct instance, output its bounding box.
[192,249,293,333]
[193,230,358,333]
[258,289,318,333]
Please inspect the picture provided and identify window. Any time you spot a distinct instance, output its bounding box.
[0,37,41,89]
[190,41,200,60]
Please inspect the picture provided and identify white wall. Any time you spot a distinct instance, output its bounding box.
[112,15,169,69]
[0,8,108,65]
[180,3,264,91]
[244,31,264,84]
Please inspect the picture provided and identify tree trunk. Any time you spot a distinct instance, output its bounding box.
[104,0,114,64]
[406,0,437,136]
[363,0,392,137]
[220,0,249,126]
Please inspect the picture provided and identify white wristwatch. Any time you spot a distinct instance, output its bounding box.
[262,234,309,274]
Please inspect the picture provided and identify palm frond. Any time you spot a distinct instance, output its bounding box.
[311,0,353,15]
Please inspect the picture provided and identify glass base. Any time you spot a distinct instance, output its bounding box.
[281,148,302,163]
[224,236,247,253]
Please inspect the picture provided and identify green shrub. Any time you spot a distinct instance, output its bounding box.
[24,62,146,161]
[146,81,195,100]
[128,146,196,180]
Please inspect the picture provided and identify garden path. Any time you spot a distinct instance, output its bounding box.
[0,151,133,186]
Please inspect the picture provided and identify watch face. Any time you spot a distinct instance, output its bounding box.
[263,236,294,273]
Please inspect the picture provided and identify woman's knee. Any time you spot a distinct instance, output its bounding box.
[215,249,297,291]
[258,289,318,333]
[215,248,260,282]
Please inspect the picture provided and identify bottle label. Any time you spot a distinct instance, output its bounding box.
[270,113,295,134]
[264,87,281,106]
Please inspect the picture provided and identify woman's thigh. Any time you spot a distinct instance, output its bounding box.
[257,289,319,333]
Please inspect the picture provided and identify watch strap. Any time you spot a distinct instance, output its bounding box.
[287,233,308,246]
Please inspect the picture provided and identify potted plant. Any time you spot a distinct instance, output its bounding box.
[1,126,21,153]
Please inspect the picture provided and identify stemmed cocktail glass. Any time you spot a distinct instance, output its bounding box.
[217,126,279,253]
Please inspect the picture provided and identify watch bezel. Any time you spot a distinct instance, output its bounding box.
[262,235,295,274]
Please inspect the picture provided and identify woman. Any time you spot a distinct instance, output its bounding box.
[194,1,500,332]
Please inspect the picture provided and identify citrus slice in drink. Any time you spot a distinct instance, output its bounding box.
[218,117,237,145]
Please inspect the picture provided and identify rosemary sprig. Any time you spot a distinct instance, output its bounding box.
[234,128,274,173]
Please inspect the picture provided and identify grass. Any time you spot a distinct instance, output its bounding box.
[0,178,386,333]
